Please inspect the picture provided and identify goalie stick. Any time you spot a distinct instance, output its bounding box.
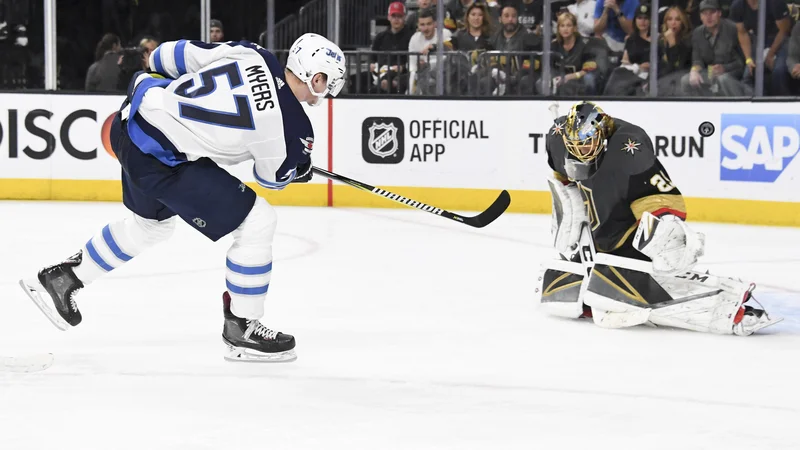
[312,167,511,228]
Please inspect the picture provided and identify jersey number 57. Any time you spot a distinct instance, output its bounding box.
[174,62,255,130]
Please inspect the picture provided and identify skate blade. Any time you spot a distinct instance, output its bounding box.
[0,353,54,373]
[223,344,297,363]
[751,316,784,334]
[735,315,784,336]
[18,279,70,331]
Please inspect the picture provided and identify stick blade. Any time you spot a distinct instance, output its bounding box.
[464,190,511,228]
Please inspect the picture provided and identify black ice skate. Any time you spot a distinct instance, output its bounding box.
[19,251,85,331]
[222,291,296,363]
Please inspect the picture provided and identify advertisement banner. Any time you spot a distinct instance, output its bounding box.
[0,94,797,225]
[333,99,799,203]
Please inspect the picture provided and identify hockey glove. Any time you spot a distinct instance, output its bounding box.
[292,159,313,183]
[633,211,705,275]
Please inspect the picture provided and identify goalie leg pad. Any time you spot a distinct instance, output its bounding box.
[650,275,783,335]
[535,259,586,319]
[647,276,745,334]
[547,174,588,258]
[584,255,781,335]
[583,254,656,328]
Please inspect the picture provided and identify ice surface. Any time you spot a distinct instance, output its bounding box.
[1,201,799,450]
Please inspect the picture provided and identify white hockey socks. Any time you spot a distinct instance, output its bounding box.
[225,197,277,320]
[72,214,176,284]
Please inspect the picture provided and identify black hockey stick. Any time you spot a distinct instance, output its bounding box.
[312,167,511,228]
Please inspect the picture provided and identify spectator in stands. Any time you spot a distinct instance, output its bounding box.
[210,19,224,43]
[658,0,702,29]
[138,36,159,61]
[85,33,122,92]
[787,20,800,94]
[370,2,415,93]
[407,0,436,31]
[444,1,496,94]
[657,6,693,96]
[594,0,637,53]
[546,11,599,95]
[139,37,159,53]
[680,0,748,96]
[567,0,599,38]
[509,0,544,34]
[731,0,792,96]
[116,46,148,91]
[485,4,541,94]
[445,1,495,51]
[603,3,651,96]
[447,0,500,30]
[659,0,734,29]
[409,7,454,94]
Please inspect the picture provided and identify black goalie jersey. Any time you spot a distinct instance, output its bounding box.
[546,116,687,254]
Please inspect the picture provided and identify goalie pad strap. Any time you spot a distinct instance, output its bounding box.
[583,254,746,334]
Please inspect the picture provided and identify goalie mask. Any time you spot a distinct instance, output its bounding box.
[562,102,615,180]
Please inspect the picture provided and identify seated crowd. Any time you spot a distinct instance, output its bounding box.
[358,0,800,96]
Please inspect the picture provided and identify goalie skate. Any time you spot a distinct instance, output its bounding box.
[221,292,297,363]
[732,286,783,336]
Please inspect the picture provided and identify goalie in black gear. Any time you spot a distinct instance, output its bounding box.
[535,101,780,336]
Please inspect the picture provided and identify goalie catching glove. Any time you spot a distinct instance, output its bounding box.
[547,173,588,258]
[633,211,705,275]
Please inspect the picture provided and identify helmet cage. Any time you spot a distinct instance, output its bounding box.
[562,130,606,163]
[562,103,611,163]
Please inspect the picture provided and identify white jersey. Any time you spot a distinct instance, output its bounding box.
[124,40,314,189]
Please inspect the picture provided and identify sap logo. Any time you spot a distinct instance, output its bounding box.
[720,114,799,182]
[325,48,342,62]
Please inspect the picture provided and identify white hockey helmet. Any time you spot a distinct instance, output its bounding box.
[286,33,346,103]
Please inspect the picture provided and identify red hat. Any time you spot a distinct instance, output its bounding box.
[388,2,406,16]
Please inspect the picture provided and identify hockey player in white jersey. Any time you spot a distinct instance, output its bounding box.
[19,33,346,362]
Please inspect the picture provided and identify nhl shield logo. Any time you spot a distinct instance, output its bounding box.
[362,117,404,164]
[368,123,398,158]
